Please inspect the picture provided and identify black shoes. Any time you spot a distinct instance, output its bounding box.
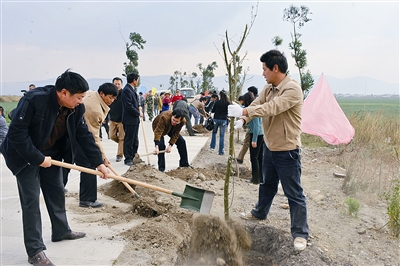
[79,200,104,208]
[51,231,86,242]
[124,161,133,166]
[116,155,122,162]
[28,251,54,266]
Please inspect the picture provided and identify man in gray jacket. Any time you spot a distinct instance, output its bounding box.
[173,98,195,136]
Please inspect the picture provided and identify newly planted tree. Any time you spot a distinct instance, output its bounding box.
[221,5,257,221]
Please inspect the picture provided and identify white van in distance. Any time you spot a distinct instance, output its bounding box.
[179,88,196,102]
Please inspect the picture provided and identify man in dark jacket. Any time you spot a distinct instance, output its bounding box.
[121,73,142,166]
[152,109,191,172]
[109,77,124,162]
[0,70,109,266]
[173,98,195,136]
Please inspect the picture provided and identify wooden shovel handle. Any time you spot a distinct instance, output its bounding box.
[140,150,166,157]
[107,164,139,198]
[140,117,151,165]
[51,160,173,195]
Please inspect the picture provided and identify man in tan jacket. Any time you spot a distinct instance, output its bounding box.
[228,50,309,252]
[74,83,118,208]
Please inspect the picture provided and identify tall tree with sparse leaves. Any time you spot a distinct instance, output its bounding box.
[283,5,314,96]
[123,32,146,76]
[197,62,218,93]
[168,71,197,92]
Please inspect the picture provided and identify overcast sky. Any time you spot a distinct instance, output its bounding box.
[1,1,399,88]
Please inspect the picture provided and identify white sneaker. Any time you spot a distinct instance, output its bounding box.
[294,237,307,251]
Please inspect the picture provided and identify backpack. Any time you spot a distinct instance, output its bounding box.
[204,116,214,131]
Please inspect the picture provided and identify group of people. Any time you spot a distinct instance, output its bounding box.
[0,49,309,266]
[139,89,182,122]
[0,70,195,265]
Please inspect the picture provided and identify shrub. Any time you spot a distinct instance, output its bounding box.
[345,197,360,218]
[384,178,400,238]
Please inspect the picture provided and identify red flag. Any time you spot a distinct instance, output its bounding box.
[301,74,355,145]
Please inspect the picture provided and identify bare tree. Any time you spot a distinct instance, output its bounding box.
[221,4,257,221]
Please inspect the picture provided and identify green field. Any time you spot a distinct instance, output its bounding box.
[336,97,399,117]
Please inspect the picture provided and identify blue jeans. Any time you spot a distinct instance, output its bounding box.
[189,105,199,125]
[251,145,309,239]
[210,119,227,155]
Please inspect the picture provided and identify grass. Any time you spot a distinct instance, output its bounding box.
[0,101,19,123]
[337,97,399,117]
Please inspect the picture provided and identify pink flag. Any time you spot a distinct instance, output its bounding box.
[301,74,355,145]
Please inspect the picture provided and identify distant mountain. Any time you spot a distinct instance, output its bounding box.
[1,74,398,96]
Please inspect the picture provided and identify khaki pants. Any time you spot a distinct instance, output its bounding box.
[109,120,124,157]
[237,132,250,161]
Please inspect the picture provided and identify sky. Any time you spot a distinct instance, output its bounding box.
[1,0,399,90]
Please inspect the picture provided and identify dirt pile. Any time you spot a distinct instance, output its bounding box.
[66,130,399,265]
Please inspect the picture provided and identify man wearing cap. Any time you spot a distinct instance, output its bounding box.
[161,90,172,112]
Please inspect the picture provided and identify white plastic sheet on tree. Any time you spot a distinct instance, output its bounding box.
[301,73,355,145]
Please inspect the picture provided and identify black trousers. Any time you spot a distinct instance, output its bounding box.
[141,105,145,121]
[123,124,139,163]
[158,135,189,171]
[249,134,264,183]
[16,148,71,257]
[74,144,98,202]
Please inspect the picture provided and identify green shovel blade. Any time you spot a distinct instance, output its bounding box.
[173,185,215,214]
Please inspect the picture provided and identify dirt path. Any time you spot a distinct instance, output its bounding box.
[66,129,400,265]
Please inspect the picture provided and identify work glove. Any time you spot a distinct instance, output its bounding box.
[227,102,243,117]
[234,119,243,130]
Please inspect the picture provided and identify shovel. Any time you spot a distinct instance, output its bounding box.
[140,117,151,165]
[140,150,166,157]
[51,160,215,214]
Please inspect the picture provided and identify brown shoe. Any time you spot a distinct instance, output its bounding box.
[28,251,54,266]
[52,231,86,242]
